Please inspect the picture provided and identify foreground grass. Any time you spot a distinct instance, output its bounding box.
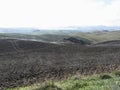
[7,73,120,90]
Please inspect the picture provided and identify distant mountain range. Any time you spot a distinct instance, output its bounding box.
[62,26,120,32]
[0,26,120,34]
[0,28,35,34]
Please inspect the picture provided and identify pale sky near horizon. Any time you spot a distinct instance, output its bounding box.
[0,0,120,29]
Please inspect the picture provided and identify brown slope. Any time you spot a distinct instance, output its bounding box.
[0,39,120,88]
[94,40,120,46]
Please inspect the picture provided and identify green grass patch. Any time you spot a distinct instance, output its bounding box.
[7,73,120,90]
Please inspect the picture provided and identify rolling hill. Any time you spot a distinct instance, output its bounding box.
[0,39,120,88]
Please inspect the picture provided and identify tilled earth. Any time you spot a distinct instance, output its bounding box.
[0,39,120,88]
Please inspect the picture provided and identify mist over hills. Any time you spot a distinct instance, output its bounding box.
[0,26,120,34]
[0,28,79,35]
[68,26,120,32]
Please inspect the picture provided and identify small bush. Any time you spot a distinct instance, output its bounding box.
[100,74,112,79]
[114,71,120,77]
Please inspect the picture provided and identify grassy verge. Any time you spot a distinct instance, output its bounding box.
[7,72,120,90]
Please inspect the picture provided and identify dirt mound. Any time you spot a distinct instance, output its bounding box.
[0,39,120,88]
[64,37,91,45]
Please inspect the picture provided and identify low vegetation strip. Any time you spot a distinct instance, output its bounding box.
[7,73,120,90]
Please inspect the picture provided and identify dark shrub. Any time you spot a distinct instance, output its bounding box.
[100,74,112,79]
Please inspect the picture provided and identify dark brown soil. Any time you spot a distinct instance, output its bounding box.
[0,39,120,88]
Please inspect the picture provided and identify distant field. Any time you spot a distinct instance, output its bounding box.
[1,31,120,44]
[0,33,91,44]
[70,31,120,43]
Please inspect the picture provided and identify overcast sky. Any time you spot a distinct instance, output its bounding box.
[0,0,120,29]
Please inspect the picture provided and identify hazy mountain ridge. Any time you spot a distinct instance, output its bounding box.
[0,26,120,34]
[67,26,120,32]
